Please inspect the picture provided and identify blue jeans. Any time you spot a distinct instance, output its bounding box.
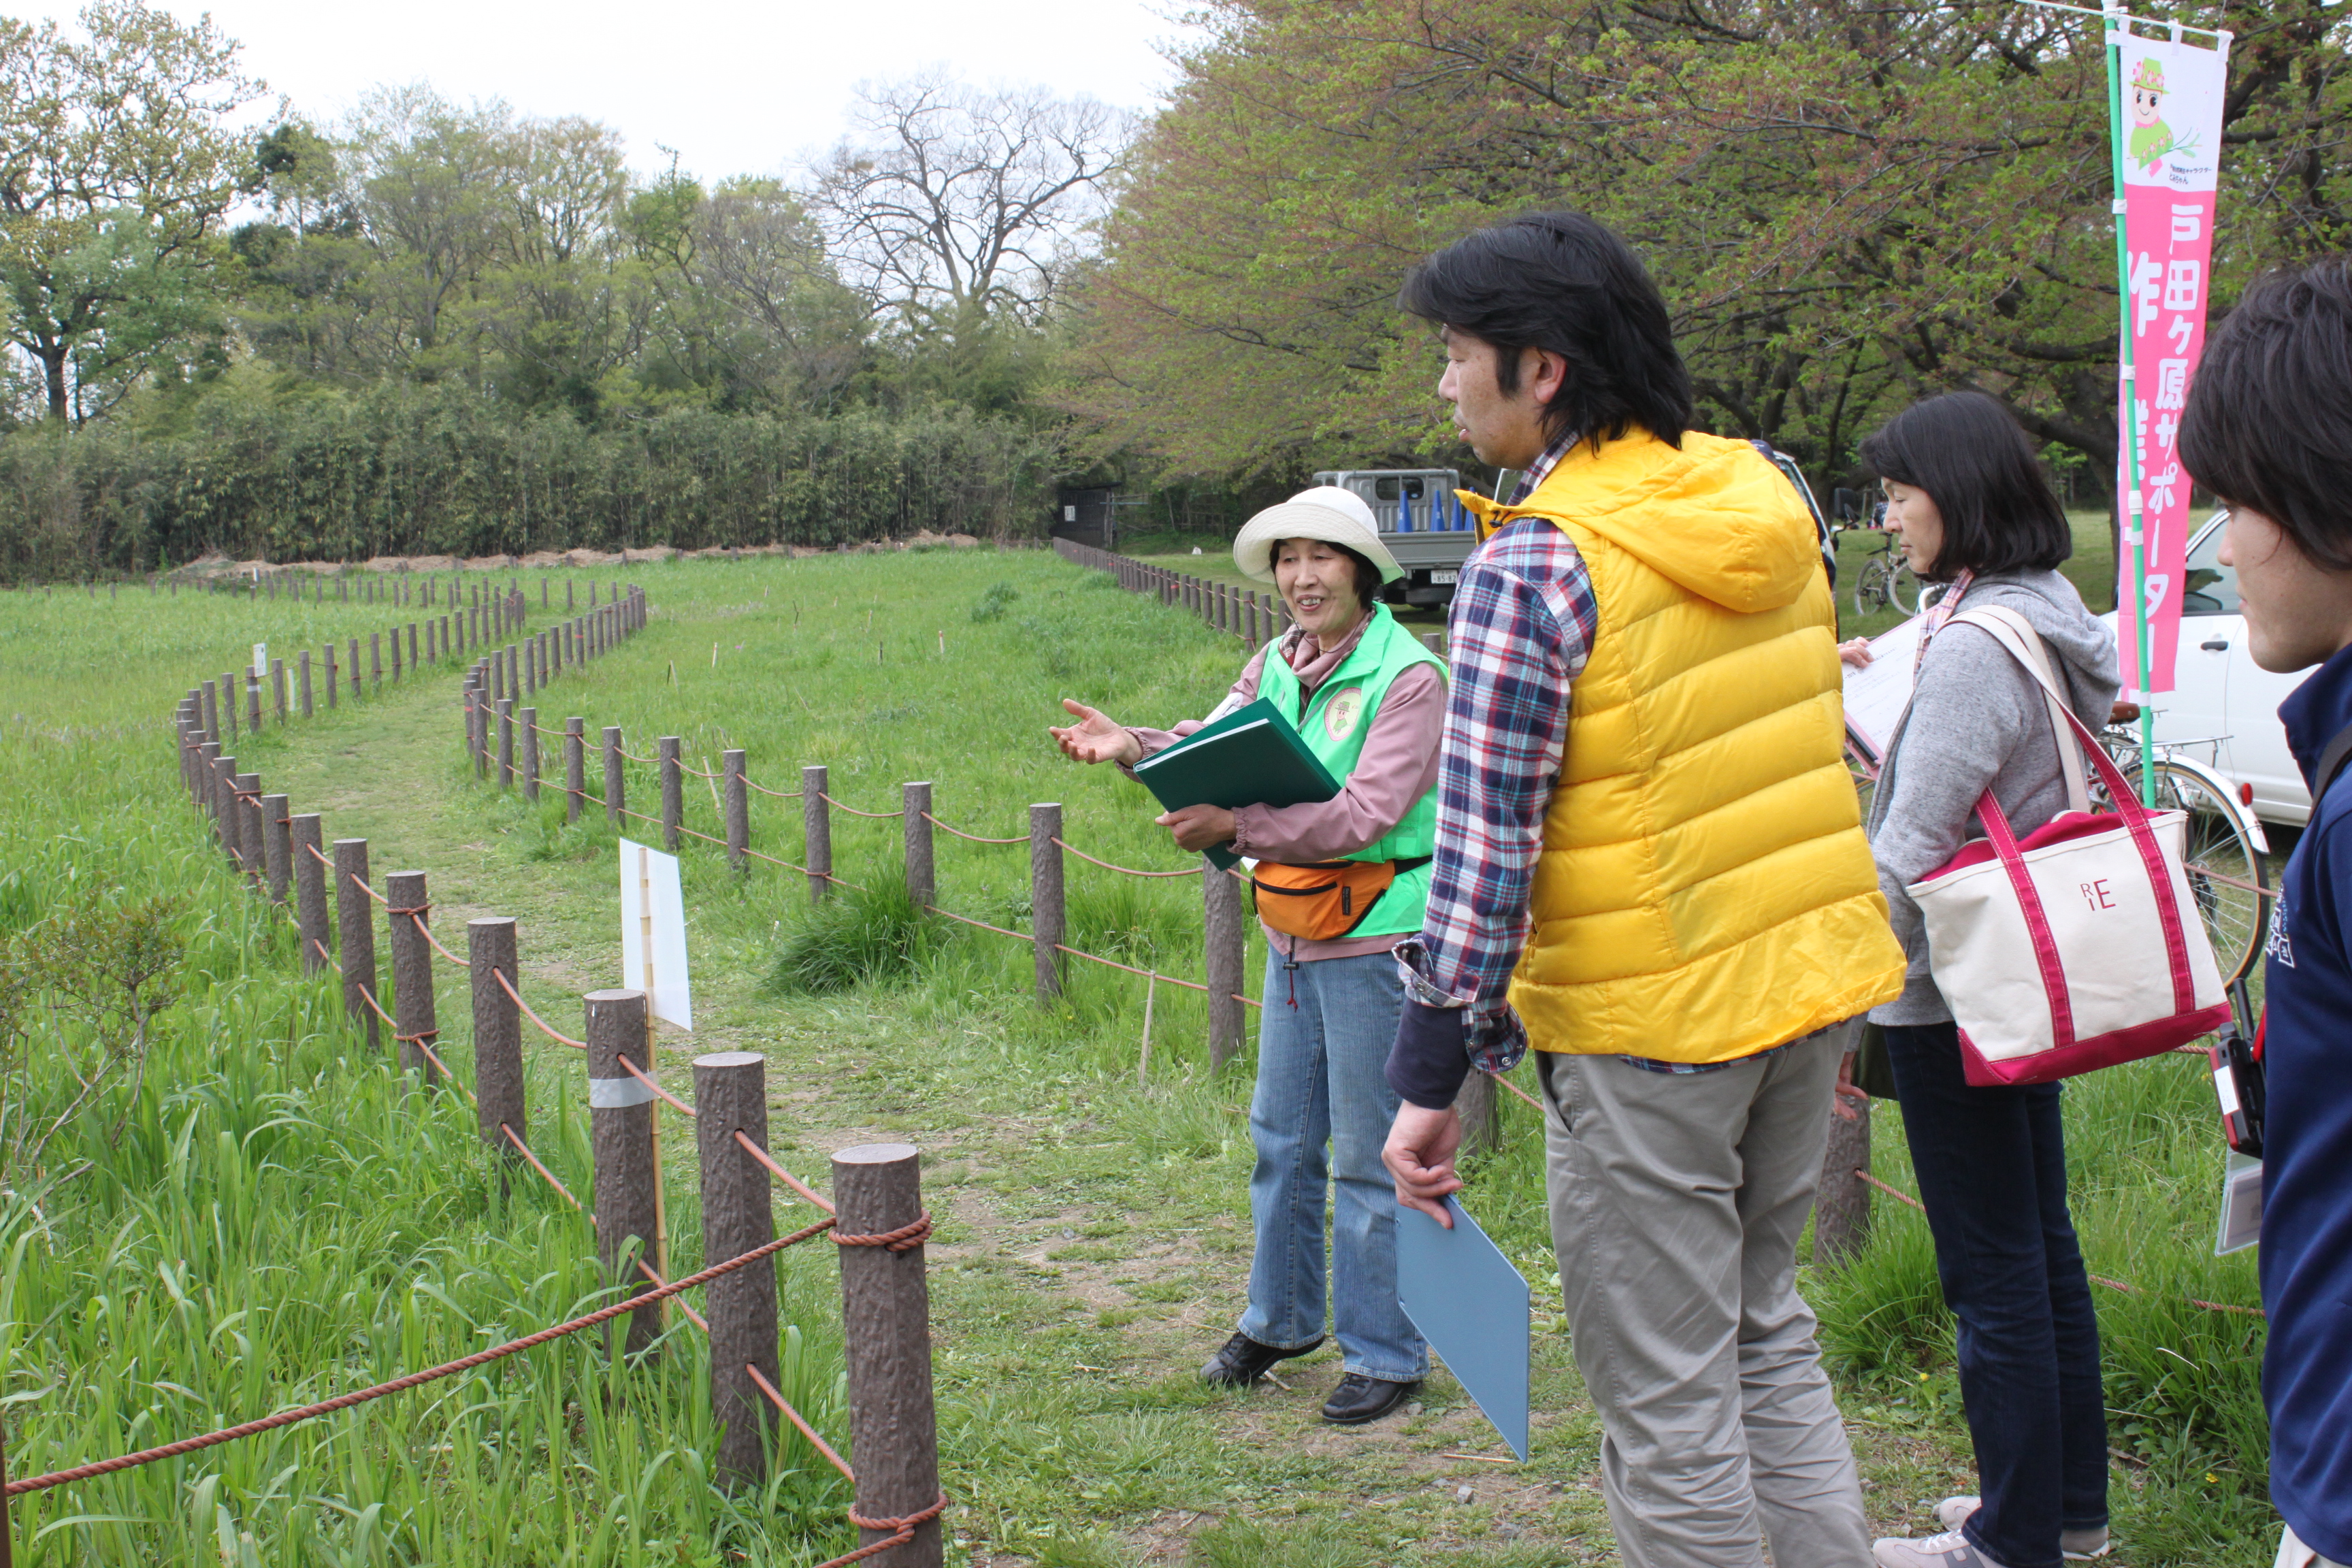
[1884,1023,2108,1568]
[1239,948,1427,1382]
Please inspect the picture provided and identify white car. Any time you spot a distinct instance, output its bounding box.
[2107,510,2313,828]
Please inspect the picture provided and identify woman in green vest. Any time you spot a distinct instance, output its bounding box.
[1049,488,1448,1426]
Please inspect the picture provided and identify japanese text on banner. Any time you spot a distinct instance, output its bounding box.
[2117,31,2228,696]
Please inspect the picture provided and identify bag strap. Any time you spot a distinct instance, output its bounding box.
[1942,606,2091,813]
[2316,721,2352,800]
[1944,606,2198,1018]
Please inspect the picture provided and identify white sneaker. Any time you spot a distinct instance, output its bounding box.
[1929,1499,2112,1561]
[1874,1530,2014,1568]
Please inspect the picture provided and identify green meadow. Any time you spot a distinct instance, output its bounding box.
[0,546,2266,1564]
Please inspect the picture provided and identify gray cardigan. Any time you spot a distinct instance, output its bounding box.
[1865,570,2121,1025]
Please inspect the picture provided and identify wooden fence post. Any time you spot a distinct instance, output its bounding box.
[833,1143,943,1568]
[587,987,660,1359]
[566,718,585,823]
[222,672,238,742]
[201,677,218,743]
[604,726,626,826]
[293,815,327,975]
[385,870,440,1088]
[325,642,337,709]
[1421,631,1445,656]
[470,917,523,1186]
[1203,858,1245,1069]
[802,765,832,902]
[521,707,540,802]
[370,632,382,688]
[1454,1072,1499,1158]
[261,793,291,904]
[471,683,489,777]
[348,638,361,700]
[659,736,682,851]
[234,772,263,881]
[333,840,380,1051]
[246,674,261,736]
[1030,803,1063,1003]
[1814,1022,1873,1264]
[272,659,287,723]
[904,782,933,909]
[723,750,748,869]
[695,1050,778,1488]
[197,745,220,834]
[497,698,515,787]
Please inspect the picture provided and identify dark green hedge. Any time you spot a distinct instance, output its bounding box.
[0,387,1057,580]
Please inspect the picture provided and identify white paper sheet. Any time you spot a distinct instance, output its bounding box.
[1841,615,1927,764]
[618,838,693,1029]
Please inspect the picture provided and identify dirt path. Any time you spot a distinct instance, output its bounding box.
[254,665,1974,1567]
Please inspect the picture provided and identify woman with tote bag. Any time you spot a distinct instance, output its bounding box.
[1839,393,2121,1568]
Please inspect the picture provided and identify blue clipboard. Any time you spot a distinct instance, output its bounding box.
[1396,1195,1531,1460]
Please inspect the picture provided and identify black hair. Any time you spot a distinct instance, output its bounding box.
[1272,537,1383,610]
[2180,257,2352,572]
[1859,392,2072,582]
[1399,210,1693,448]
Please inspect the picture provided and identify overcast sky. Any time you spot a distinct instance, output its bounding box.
[20,0,1193,180]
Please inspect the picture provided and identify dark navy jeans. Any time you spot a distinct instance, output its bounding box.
[1883,1023,2108,1568]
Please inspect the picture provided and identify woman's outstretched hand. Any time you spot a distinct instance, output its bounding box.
[1050,698,1142,767]
[1838,637,1874,668]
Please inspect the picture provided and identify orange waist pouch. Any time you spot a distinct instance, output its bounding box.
[1248,857,1428,942]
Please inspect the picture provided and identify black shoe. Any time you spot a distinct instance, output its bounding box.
[1200,1331,1323,1387]
[1320,1373,1420,1425]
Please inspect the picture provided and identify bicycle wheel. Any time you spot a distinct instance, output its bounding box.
[2148,760,2269,983]
[1889,561,1923,616]
[1853,555,1889,617]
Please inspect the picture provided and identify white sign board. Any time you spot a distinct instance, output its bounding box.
[252,642,268,678]
[619,838,693,1029]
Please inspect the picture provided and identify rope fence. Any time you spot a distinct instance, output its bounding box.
[474,716,1267,1073]
[139,588,956,1566]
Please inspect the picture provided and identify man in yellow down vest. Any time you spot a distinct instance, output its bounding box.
[1381,212,1907,1568]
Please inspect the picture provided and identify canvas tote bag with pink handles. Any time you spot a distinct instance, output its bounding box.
[1905,606,2231,1086]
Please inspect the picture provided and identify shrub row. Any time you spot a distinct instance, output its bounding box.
[0,387,1058,581]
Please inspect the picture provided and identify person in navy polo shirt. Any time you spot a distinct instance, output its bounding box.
[2178,255,2352,1568]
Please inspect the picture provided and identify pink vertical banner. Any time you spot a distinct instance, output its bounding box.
[2116,31,2229,696]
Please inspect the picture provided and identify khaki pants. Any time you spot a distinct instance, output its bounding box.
[1539,1027,1871,1568]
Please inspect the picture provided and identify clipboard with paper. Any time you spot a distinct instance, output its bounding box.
[1841,614,1927,768]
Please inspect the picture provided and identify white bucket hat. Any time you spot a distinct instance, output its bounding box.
[1232,486,1405,585]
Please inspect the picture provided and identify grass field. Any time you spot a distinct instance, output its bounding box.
[0,541,2272,1565]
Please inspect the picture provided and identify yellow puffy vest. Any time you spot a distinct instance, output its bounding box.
[1467,431,1906,1062]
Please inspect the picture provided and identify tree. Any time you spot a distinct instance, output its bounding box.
[0,0,263,422]
[1064,0,2352,485]
[810,75,1132,333]
[689,177,867,409]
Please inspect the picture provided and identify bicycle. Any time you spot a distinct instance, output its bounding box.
[1848,527,1921,619]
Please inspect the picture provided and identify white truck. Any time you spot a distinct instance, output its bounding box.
[1311,468,1477,609]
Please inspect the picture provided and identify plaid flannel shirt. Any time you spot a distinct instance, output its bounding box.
[1399,431,1794,1077]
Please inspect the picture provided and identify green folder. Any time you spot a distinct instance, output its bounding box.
[1131,698,1341,870]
